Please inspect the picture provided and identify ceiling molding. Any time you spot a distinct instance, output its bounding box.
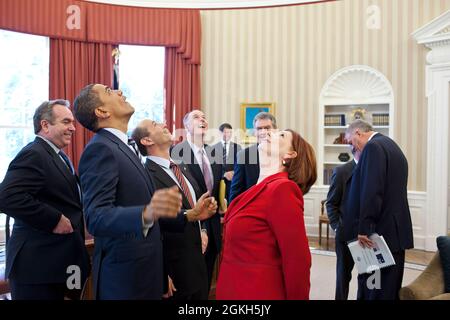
[412,10,450,47]
[84,0,330,9]
[412,10,450,64]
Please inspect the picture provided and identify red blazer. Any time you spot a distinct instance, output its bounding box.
[216,172,311,300]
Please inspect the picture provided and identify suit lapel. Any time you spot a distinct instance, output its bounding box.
[179,162,202,200]
[99,129,154,194]
[184,143,207,192]
[146,159,192,209]
[205,144,221,192]
[36,138,80,204]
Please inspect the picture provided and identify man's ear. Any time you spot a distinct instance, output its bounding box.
[94,107,109,119]
[40,119,50,133]
[141,137,155,147]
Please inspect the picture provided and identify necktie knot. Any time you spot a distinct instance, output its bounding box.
[128,138,136,147]
[128,138,141,158]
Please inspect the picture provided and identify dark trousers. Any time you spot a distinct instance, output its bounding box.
[335,236,355,300]
[224,179,231,203]
[169,288,208,301]
[9,279,81,300]
[357,250,405,300]
[204,237,218,295]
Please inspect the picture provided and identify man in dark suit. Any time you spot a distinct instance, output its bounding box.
[170,110,222,293]
[0,100,90,300]
[74,85,216,300]
[229,112,277,202]
[132,119,212,300]
[212,123,242,202]
[326,146,361,300]
[344,119,414,300]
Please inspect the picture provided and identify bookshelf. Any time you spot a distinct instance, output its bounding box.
[318,65,394,186]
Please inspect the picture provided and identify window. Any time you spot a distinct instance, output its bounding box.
[0,30,49,231]
[118,45,165,133]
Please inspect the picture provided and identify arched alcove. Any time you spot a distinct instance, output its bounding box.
[318,65,394,186]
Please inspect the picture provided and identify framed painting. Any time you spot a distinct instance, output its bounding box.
[240,102,276,145]
[240,102,276,130]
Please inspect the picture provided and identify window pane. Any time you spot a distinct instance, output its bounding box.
[0,127,35,181]
[0,30,49,127]
[0,30,49,230]
[118,45,165,133]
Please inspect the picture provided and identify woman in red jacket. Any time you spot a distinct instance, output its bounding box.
[216,129,316,300]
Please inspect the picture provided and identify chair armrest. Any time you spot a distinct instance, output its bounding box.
[399,253,445,300]
[430,293,450,300]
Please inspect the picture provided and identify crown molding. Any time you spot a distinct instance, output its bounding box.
[412,10,450,64]
[84,0,329,9]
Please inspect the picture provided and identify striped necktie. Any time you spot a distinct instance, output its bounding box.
[170,161,195,208]
[127,138,143,163]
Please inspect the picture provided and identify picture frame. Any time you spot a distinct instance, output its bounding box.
[240,102,276,144]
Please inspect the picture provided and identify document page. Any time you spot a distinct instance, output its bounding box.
[347,233,396,274]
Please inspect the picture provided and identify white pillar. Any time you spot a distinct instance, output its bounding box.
[413,10,450,251]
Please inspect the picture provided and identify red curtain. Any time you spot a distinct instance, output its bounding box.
[49,39,114,169]
[0,0,87,41]
[1,0,202,157]
[165,48,201,135]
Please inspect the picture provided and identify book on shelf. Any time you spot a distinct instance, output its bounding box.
[372,113,389,126]
[324,114,346,126]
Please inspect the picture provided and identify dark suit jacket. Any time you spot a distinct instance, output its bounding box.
[229,144,259,203]
[212,141,242,200]
[344,134,414,253]
[145,158,208,297]
[170,140,222,251]
[79,129,169,299]
[326,160,356,236]
[212,141,242,173]
[0,137,89,285]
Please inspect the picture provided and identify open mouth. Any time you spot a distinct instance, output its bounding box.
[198,124,206,129]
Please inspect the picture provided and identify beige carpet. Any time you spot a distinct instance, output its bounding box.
[310,249,423,300]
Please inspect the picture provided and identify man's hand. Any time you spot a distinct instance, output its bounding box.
[201,229,208,254]
[162,276,177,299]
[186,192,218,222]
[53,214,74,234]
[224,171,234,181]
[358,234,374,248]
[143,186,182,223]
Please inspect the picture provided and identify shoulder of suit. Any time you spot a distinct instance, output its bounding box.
[24,139,52,158]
